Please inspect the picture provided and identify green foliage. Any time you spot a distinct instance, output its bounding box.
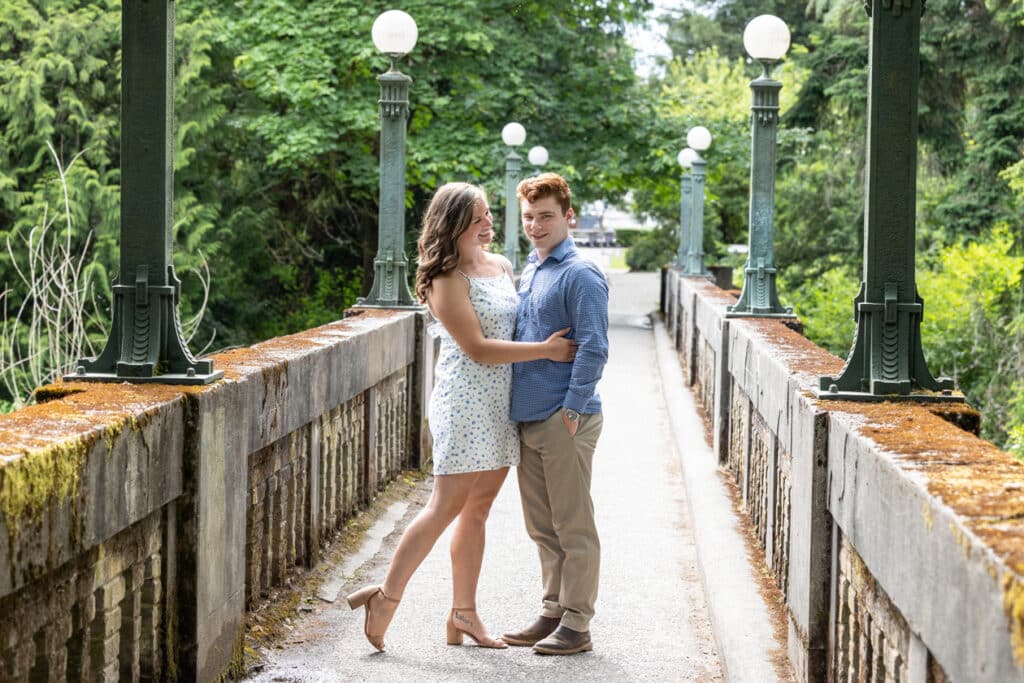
[921,0,1024,237]
[2,0,658,389]
[1,143,113,404]
[917,227,1024,450]
[663,0,816,63]
[632,46,807,264]
[0,0,121,256]
[625,227,677,272]
[614,228,646,248]
[254,265,364,342]
[195,0,655,342]
[780,265,858,357]
[774,129,863,288]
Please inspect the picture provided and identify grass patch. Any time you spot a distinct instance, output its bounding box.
[609,251,628,270]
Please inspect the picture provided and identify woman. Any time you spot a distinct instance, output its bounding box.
[346,182,576,651]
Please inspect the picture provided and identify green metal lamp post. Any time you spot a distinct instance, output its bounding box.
[358,10,420,308]
[527,145,548,177]
[502,122,527,270]
[818,0,957,401]
[67,0,221,385]
[727,15,795,319]
[675,148,698,269]
[683,126,712,277]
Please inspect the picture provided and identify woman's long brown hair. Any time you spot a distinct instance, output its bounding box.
[415,183,486,303]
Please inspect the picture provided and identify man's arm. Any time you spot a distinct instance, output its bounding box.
[563,262,609,419]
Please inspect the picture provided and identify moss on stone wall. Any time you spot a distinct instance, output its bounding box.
[1003,572,1024,666]
[228,625,247,679]
[0,434,92,539]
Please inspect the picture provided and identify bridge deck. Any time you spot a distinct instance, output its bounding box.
[250,269,790,682]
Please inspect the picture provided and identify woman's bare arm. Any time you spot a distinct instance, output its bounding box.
[428,273,574,364]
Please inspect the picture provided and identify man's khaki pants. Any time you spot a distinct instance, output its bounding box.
[517,411,603,633]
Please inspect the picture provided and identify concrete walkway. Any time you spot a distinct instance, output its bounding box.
[249,272,787,682]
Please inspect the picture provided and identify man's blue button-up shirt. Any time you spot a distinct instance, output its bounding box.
[511,237,609,422]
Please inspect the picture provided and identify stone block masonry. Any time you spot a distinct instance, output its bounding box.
[665,268,1024,682]
[0,309,432,681]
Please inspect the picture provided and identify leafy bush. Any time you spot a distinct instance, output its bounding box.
[917,226,1024,452]
[614,228,645,248]
[625,227,677,272]
[781,264,859,357]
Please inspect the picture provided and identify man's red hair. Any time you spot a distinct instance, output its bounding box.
[516,173,572,214]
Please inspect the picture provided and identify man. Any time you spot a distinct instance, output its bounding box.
[503,173,609,655]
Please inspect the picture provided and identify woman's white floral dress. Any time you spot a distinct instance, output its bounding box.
[428,272,520,475]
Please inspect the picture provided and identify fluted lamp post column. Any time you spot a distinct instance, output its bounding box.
[817,0,958,401]
[728,15,795,319]
[359,10,420,308]
[502,122,527,270]
[683,126,712,277]
[67,0,221,385]
[528,145,549,176]
[675,148,698,269]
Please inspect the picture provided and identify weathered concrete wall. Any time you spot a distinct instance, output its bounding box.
[665,269,1024,683]
[0,309,430,680]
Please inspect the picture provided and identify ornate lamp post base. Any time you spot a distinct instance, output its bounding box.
[66,266,222,385]
[816,284,958,402]
[356,254,421,309]
[726,262,796,318]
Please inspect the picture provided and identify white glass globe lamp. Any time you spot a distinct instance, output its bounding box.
[372,10,418,58]
[743,15,790,62]
[528,146,549,166]
[502,122,527,147]
[686,126,712,152]
[677,148,699,169]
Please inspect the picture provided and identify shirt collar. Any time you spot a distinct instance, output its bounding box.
[527,236,576,265]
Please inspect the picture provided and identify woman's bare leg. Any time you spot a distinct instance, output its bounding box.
[364,472,480,638]
[449,467,509,642]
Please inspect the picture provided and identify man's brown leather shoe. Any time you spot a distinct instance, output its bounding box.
[532,625,593,655]
[500,615,561,647]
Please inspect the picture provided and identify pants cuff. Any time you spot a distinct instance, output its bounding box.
[560,610,590,632]
[541,600,565,620]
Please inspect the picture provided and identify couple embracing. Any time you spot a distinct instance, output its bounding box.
[346,173,609,656]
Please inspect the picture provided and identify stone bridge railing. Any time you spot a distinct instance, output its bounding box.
[664,268,1024,683]
[0,309,434,681]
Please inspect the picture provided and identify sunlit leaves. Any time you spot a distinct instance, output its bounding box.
[917,226,1024,451]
